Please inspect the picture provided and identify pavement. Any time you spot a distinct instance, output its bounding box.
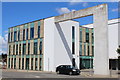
[1,69,120,78]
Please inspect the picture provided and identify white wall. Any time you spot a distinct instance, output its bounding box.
[44,17,80,72]
[108,19,119,59]
[54,21,79,71]
[44,17,55,71]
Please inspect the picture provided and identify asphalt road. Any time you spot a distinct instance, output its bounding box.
[1,69,120,79]
[2,69,85,78]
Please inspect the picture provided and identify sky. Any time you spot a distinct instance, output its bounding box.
[0,2,119,54]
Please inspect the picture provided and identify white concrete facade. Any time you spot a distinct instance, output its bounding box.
[44,17,79,72]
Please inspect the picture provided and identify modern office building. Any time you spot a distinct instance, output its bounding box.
[7,17,120,72]
[7,17,80,71]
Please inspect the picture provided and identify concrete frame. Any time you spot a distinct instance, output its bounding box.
[55,4,109,75]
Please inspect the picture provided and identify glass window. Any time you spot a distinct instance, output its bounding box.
[23,43,26,55]
[23,29,25,40]
[22,58,24,69]
[88,45,89,56]
[38,26,40,38]
[72,58,75,67]
[8,58,10,68]
[19,44,21,55]
[34,42,37,54]
[16,44,18,55]
[9,45,11,55]
[80,28,82,42]
[40,58,42,70]
[14,58,16,69]
[11,32,13,42]
[39,41,42,54]
[18,30,20,41]
[84,44,86,56]
[80,44,82,56]
[28,43,30,55]
[86,28,89,43]
[30,27,34,39]
[92,33,94,44]
[8,33,10,42]
[13,45,15,55]
[72,26,75,54]
[26,29,28,40]
[92,46,94,56]
[14,31,17,41]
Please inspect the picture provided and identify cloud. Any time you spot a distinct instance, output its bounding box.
[56,7,76,14]
[69,0,83,5]
[0,33,8,54]
[82,2,88,7]
[69,0,89,7]
[112,8,118,12]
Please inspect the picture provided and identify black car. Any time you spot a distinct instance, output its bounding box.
[56,65,80,75]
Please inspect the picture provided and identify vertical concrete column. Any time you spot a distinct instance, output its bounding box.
[10,56,11,68]
[37,39,40,54]
[82,43,84,56]
[26,41,28,55]
[29,55,31,70]
[25,28,27,40]
[37,55,40,70]
[20,56,22,69]
[89,29,93,56]
[12,28,14,42]
[20,42,23,69]
[20,25,23,41]
[82,28,86,43]
[12,44,14,55]
[13,56,14,69]
[28,23,30,40]
[16,56,19,69]
[86,43,88,56]
[18,43,19,55]
[34,21,38,38]
[30,40,34,54]
[93,5,109,75]
[14,43,16,55]
[40,19,44,38]
[24,55,26,70]
[33,55,35,70]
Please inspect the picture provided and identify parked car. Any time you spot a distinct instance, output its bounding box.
[56,65,80,75]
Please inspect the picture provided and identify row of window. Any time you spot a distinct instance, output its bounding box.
[80,28,94,43]
[79,43,94,56]
[9,40,43,55]
[8,22,41,42]
[8,57,42,71]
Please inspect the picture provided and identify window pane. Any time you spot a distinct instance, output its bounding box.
[30,28,34,39]
[26,29,28,40]
[72,26,75,54]
[34,42,37,54]
[23,29,25,40]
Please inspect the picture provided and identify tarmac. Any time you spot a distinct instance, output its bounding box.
[1,69,120,78]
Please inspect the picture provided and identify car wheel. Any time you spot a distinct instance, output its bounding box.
[57,71,60,74]
[69,72,72,75]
